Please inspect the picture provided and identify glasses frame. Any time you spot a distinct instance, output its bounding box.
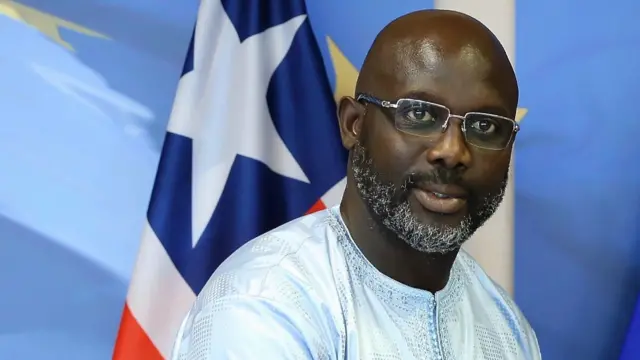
[356,93,519,150]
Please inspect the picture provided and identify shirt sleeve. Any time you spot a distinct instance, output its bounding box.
[171,294,335,360]
[526,327,542,360]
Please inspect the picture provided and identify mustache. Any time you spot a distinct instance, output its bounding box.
[390,168,464,205]
[404,168,463,189]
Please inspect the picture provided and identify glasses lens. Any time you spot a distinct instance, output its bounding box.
[394,99,450,138]
[464,113,515,149]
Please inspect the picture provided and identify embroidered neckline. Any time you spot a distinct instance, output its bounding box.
[327,206,465,310]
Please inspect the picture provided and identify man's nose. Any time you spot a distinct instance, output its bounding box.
[425,117,472,170]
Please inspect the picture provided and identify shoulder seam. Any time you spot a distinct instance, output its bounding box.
[258,235,314,292]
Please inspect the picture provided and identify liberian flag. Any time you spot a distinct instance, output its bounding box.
[112,0,347,358]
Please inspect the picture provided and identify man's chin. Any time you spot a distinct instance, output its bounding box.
[409,197,469,228]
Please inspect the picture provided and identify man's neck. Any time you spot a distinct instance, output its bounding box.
[339,183,459,294]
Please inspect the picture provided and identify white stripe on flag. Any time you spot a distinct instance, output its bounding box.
[434,0,516,294]
[321,177,346,208]
[126,222,196,358]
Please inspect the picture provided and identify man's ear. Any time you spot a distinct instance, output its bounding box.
[337,96,364,150]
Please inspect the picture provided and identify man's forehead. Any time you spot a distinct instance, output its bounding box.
[380,39,499,108]
[390,38,491,79]
[356,10,518,113]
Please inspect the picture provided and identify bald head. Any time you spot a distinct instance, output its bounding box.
[356,9,518,114]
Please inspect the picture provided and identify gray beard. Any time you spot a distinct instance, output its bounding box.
[350,142,507,254]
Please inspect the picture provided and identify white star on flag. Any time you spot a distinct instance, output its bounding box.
[166,0,310,247]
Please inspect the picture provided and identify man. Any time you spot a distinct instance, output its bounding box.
[172,9,541,360]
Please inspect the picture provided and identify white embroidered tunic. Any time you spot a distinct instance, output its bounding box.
[171,206,541,360]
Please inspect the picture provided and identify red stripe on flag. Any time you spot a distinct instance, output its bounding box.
[306,199,326,214]
[112,304,163,360]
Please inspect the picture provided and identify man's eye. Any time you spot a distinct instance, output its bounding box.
[405,108,433,121]
[470,119,497,134]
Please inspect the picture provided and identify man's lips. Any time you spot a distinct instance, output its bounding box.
[412,184,468,214]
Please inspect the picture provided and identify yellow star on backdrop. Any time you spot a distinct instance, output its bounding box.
[515,108,527,123]
[326,36,527,123]
[0,0,108,51]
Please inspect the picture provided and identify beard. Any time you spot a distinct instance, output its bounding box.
[351,141,508,254]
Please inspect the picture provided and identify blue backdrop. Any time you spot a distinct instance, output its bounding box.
[1,0,638,359]
[515,2,640,359]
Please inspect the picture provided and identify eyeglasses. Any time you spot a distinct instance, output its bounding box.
[356,93,519,150]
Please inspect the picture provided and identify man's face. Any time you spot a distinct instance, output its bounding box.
[349,42,515,254]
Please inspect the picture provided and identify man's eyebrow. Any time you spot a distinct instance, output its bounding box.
[471,106,510,118]
[398,90,446,104]
[398,91,511,117]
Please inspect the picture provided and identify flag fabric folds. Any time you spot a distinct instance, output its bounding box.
[112,0,347,358]
[619,296,640,359]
